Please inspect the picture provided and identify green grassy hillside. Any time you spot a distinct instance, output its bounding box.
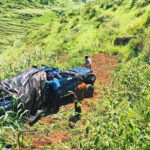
[0,0,79,8]
[0,0,84,54]
[1,0,150,149]
[0,0,150,78]
[0,8,58,54]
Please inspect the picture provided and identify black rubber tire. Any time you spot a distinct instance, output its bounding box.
[84,73,96,85]
[84,84,94,98]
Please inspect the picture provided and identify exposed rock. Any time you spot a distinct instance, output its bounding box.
[114,36,136,45]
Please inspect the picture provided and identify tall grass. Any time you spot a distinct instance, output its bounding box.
[0,100,28,149]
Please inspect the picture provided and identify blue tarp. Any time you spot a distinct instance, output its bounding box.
[68,68,92,74]
[39,67,60,75]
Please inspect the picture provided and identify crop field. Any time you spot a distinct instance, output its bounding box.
[0,0,150,149]
[0,8,57,54]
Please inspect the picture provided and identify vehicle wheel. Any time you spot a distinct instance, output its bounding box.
[85,73,96,85]
[84,84,94,98]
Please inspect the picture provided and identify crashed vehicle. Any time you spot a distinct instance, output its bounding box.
[60,68,96,85]
[59,68,96,98]
[40,66,96,98]
[0,67,46,116]
[0,66,96,120]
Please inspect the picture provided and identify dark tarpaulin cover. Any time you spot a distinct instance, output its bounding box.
[0,67,46,115]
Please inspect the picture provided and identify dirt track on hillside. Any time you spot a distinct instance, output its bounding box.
[26,53,117,149]
[67,53,117,109]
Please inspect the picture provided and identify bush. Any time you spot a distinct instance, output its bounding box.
[99,0,125,9]
[128,39,144,60]
[136,0,150,8]
[60,17,68,23]
[135,9,145,17]
[127,21,145,35]
[85,7,91,14]
[130,0,138,8]
[68,12,76,17]
[71,18,79,29]
[145,12,150,27]
[112,5,118,11]
[96,13,112,24]
[89,8,97,19]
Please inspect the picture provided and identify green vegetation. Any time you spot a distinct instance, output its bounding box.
[0,0,150,149]
[0,0,84,53]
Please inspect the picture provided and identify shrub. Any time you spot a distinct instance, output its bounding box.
[112,5,118,11]
[135,9,145,17]
[130,0,138,8]
[136,0,150,8]
[96,13,112,24]
[145,13,150,27]
[71,18,79,29]
[128,39,144,60]
[85,7,91,14]
[58,26,63,33]
[68,12,76,17]
[127,21,145,35]
[60,17,68,23]
[99,0,125,9]
[89,8,97,19]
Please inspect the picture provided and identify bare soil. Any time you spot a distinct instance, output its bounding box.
[32,131,69,149]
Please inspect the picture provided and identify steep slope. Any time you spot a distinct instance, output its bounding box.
[21,53,117,149]
[0,0,84,8]
[1,0,150,149]
[0,0,150,79]
[0,0,85,54]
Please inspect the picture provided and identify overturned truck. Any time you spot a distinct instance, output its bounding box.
[0,67,46,116]
[0,66,96,122]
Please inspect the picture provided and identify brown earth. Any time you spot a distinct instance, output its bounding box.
[40,117,55,125]
[92,53,117,86]
[32,131,69,149]
[83,53,117,111]
[24,53,117,149]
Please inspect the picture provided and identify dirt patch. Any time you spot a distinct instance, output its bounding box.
[32,131,69,149]
[40,117,54,125]
[92,53,117,86]
[66,103,74,108]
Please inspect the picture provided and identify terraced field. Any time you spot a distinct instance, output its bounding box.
[0,8,56,54]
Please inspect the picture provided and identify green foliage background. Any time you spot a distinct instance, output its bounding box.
[0,0,150,149]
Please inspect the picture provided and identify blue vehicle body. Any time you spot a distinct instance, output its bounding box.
[40,66,96,96]
[39,67,60,75]
[68,68,92,74]
[0,100,12,112]
[0,86,12,113]
[60,68,96,85]
[0,66,96,113]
